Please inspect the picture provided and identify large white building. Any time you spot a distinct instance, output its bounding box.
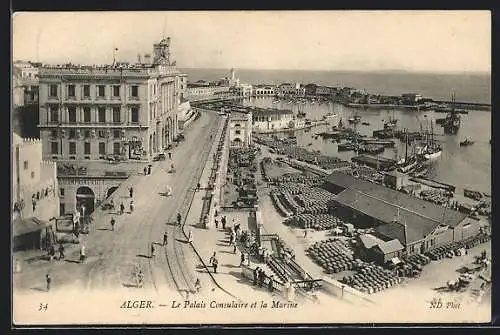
[251,108,295,132]
[37,38,185,162]
[228,111,252,147]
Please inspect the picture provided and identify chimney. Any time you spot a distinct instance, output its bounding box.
[137,54,142,64]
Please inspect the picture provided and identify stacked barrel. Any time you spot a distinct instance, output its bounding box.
[341,264,402,294]
[420,189,450,205]
[286,214,345,230]
[307,239,355,274]
[425,233,491,260]
[279,191,303,215]
[270,190,293,217]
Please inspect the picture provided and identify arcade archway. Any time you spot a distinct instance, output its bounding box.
[76,186,95,215]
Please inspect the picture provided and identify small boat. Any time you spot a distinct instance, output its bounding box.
[464,188,483,201]
[459,138,474,147]
[361,122,370,126]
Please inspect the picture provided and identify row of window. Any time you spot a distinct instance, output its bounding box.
[48,106,139,123]
[50,128,126,140]
[51,141,121,156]
[49,84,139,99]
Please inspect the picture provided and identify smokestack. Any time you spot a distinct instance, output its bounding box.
[137,54,142,64]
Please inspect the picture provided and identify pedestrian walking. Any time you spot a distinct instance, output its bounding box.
[32,198,36,212]
[168,152,172,159]
[221,216,226,230]
[196,183,201,191]
[46,273,51,292]
[163,232,168,246]
[215,219,219,229]
[151,243,155,259]
[268,276,274,293]
[304,229,308,238]
[120,202,125,215]
[148,165,152,175]
[195,278,201,293]
[137,270,144,288]
[79,245,86,263]
[253,267,259,286]
[212,258,218,274]
[240,252,245,267]
[129,187,134,198]
[229,234,234,246]
[233,243,237,254]
[176,213,182,226]
[110,217,116,231]
[129,200,134,213]
[58,243,65,260]
[187,230,193,243]
[48,245,56,262]
[143,166,148,175]
[209,252,216,265]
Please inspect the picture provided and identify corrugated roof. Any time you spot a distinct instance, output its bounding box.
[327,171,467,245]
[359,234,380,249]
[13,217,49,237]
[327,171,466,227]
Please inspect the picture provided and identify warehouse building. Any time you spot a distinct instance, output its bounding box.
[324,171,482,258]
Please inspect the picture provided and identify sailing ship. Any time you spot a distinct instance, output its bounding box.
[417,121,442,160]
[436,93,461,134]
[396,129,418,173]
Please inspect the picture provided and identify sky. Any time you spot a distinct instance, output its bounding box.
[12,11,491,73]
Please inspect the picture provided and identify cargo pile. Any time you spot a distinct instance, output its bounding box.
[307,239,355,273]
[341,263,402,294]
[419,189,451,205]
[425,233,491,261]
[285,214,345,230]
[227,147,260,206]
[270,191,293,217]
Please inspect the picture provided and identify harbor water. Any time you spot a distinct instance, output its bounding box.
[242,97,491,194]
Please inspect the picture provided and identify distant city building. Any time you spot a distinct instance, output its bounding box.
[303,83,317,97]
[12,133,60,222]
[251,108,294,131]
[228,111,252,147]
[232,83,253,97]
[253,85,275,96]
[37,38,185,162]
[277,83,302,96]
[402,93,423,105]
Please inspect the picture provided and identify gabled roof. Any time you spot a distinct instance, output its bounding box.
[372,239,404,255]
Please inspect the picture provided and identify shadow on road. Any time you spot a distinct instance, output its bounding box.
[219,250,234,254]
[222,264,240,269]
[96,228,110,231]
[30,287,47,292]
[136,254,151,259]
[64,259,81,264]
[152,242,163,246]
[175,239,189,244]
[158,192,173,197]
[122,283,139,288]
[216,243,228,247]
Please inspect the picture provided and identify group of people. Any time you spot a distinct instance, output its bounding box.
[253,267,274,292]
[209,252,219,273]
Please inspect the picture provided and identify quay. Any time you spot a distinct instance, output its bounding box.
[254,120,328,134]
[409,176,456,193]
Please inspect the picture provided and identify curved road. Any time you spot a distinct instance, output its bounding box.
[14,111,224,299]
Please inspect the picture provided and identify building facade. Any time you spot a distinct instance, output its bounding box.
[251,109,294,131]
[228,111,252,148]
[37,38,184,162]
[253,86,276,96]
[12,133,60,222]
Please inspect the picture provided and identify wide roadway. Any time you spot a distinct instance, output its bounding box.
[13,111,220,295]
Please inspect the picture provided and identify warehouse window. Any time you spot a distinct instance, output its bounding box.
[113,85,120,97]
[50,130,57,138]
[60,188,65,196]
[84,130,91,139]
[235,130,241,135]
[113,130,121,139]
[69,130,76,139]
